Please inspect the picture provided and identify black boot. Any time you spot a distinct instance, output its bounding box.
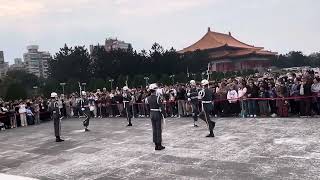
[206,134,214,137]
[85,127,90,132]
[155,143,165,150]
[127,119,132,126]
[56,136,64,142]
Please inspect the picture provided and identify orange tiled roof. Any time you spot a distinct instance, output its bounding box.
[179,28,264,53]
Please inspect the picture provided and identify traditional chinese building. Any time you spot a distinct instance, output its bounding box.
[179,27,277,72]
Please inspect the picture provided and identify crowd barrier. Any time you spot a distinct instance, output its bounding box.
[1,95,318,121]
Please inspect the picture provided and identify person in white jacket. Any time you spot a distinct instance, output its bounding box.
[238,83,248,117]
[227,85,238,115]
[19,102,27,127]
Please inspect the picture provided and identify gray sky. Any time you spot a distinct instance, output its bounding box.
[0,0,319,64]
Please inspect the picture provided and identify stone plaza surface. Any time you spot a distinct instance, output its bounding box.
[0,117,320,180]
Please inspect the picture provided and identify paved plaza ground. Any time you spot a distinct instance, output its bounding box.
[0,117,320,180]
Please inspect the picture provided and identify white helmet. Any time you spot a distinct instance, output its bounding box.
[123,86,129,91]
[190,80,196,85]
[201,79,209,86]
[149,83,158,90]
[50,92,58,98]
[81,91,86,96]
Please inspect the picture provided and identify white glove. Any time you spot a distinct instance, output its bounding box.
[81,108,85,111]
[187,93,191,97]
[188,98,191,101]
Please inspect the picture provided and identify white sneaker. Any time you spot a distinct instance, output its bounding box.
[254,115,257,118]
[250,115,253,118]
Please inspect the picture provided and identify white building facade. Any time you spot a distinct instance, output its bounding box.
[23,45,51,78]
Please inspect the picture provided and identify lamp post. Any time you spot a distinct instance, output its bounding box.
[169,75,175,85]
[201,72,206,80]
[191,73,196,80]
[59,82,66,95]
[109,79,114,90]
[33,86,38,97]
[81,83,87,92]
[144,77,149,87]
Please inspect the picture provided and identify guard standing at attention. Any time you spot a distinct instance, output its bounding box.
[122,86,133,126]
[146,83,165,150]
[49,92,64,142]
[80,91,91,132]
[198,79,216,137]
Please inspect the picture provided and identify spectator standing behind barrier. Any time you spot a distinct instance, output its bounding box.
[258,86,268,116]
[311,77,320,115]
[26,102,35,125]
[238,82,248,118]
[267,82,277,117]
[300,77,312,117]
[19,101,27,127]
[276,79,289,117]
[8,103,17,128]
[246,80,259,117]
[289,78,301,115]
[33,100,40,124]
[227,84,238,116]
[176,85,187,118]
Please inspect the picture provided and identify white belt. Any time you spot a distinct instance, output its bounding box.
[202,101,212,104]
[123,101,129,103]
[150,109,161,112]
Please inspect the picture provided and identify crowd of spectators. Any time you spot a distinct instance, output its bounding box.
[1,69,320,131]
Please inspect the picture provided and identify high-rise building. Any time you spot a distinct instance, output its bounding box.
[9,58,26,71]
[0,51,4,63]
[0,51,9,79]
[105,38,132,52]
[23,45,51,78]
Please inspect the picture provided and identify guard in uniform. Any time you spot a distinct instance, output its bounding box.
[198,80,216,137]
[123,86,133,126]
[146,83,165,150]
[187,80,199,127]
[80,91,91,132]
[49,92,64,142]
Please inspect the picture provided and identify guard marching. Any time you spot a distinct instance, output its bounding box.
[49,92,64,142]
[187,80,199,127]
[146,83,165,150]
[198,80,216,137]
[80,91,91,132]
[122,86,133,126]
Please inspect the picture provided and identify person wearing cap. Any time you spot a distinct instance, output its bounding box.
[80,91,91,132]
[198,79,216,137]
[49,92,64,142]
[187,80,199,127]
[146,83,165,150]
[122,86,133,126]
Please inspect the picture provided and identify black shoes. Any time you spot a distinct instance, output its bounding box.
[194,124,199,127]
[127,123,133,127]
[155,143,165,150]
[155,145,165,151]
[85,128,90,132]
[206,134,215,137]
[56,136,64,142]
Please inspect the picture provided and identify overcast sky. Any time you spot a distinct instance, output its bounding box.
[0,0,319,64]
